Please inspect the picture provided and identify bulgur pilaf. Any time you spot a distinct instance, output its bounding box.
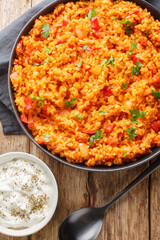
[10,0,160,166]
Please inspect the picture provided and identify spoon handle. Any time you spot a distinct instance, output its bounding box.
[101,157,160,212]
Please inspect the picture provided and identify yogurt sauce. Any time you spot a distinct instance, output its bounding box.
[0,159,54,229]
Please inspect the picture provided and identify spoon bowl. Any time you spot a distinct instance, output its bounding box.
[58,158,160,240]
[59,207,105,240]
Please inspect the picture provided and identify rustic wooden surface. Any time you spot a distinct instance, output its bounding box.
[0,0,159,239]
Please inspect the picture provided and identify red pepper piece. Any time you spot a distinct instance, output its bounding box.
[35,36,42,41]
[58,19,68,27]
[105,123,116,133]
[139,37,147,47]
[27,115,34,128]
[135,135,143,141]
[24,96,32,110]
[20,114,28,123]
[56,40,63,45]
[157,114,160,120]
[101,86,113,97]
[68,44,74,49]
[16,40,23,54]
[133,56,144,65]
[37,137,45,145]
[41,106,50,117]
[153,77,160,84]
[87,47,93,52]
[151,121,160,132]
[148,66,156,75]
[79,129,96,135]
[92,31,100,39]
[129,10,140,15]
[25,43,34,56]
[91,17,100,31]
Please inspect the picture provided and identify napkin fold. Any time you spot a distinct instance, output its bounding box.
[0,0,160,134]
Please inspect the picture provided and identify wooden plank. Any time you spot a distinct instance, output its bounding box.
[0,0,31,239]
[150,167,160,240]
[29,141,89,240]
[89,163,149,240]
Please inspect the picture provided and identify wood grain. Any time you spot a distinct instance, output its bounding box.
[0,0,160,239]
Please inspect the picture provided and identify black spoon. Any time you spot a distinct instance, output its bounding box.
[58,158,160,240]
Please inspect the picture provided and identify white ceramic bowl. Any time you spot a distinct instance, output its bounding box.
[0,152,58,237]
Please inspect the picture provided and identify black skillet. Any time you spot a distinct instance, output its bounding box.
[8,0,160,172]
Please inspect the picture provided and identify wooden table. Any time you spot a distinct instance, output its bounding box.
[0,0,160,239]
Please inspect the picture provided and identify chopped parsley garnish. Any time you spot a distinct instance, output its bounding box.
[82,44,88,51]
[101,56,115,67]
[75,114,82,119]
[85,7,97,20]
[119,20,136,36]
[122,150,127,157]
[33,63,40,66]
[44,46,51,54]
[76,56,83,68]
[28,92,31,95]
[126,50,133,55]
[152,90,160,99]
[129,108,146,124]
[32,96,44,108]
[145,29,149,37]
[126,126,137,140]
[41,23,50,39]
[114,16,118,20]
[131,37,137,49]
[123,83,129,89]
[44,58,50,63]
[131,59,144,76]
[64,98,76,108]
[88,129,103,147]
[98,110,108,115]
[44,133,50,142]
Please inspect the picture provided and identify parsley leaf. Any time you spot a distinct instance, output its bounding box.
[129,108,146,124]
[122,150,127,157]
[87,7,97,20]
[119,20,136,36]
[41,23,50,39]
[131,59,144,76]
[75,114,82,119]
[127,50,133,55]
[98,110,108,115]
[101,56,115,67]
[76,56,83,68]
[126,126,137,140]
[101,59,107,66]
[145,29,149,37]
[82,45,88,51]
[32,96,44,108]
[28,92,31,95]
[152,90,160,99]
[44,58,50,63]
[88,129,103,147]
[44,46,51,54]
[33,63,40,66]
[123,83,129,89]
[131,37,137,49]
[44,133,50,142]
[114,16,118,20]
[64,98,76,108]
